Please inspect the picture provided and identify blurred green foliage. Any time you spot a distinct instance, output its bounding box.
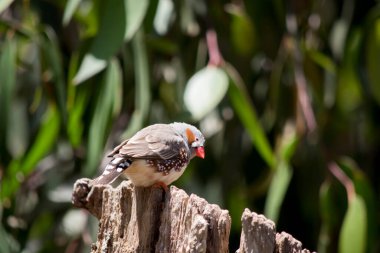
[1,0,380,252]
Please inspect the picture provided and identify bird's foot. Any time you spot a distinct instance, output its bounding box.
[152,181,169,193]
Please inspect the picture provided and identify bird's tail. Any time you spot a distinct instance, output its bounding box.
[91,157,132,185]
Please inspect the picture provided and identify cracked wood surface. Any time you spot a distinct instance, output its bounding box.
[72,179,231,253]
[72,179,314,253]
[237,208,313,253]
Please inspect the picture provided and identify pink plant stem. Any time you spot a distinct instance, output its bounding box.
[328,162,355,203]
[286,14,317,133]
[294,64,317,132]
[206,29,224,66]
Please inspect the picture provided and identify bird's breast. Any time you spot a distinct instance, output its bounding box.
[122,159,188,187]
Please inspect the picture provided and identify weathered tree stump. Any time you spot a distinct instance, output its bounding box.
[72,179,314,253]
[237,209,312,253]
[237,208,276,253]
[72,179,231,253]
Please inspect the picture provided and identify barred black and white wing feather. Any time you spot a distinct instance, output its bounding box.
[91,124,189,185]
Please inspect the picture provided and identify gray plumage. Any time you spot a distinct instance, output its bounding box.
[92,122,205,186]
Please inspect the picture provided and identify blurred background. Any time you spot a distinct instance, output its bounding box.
[1,0,380,252]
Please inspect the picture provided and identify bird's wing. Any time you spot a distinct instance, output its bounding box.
[107,139,129,157]
[115,124,186,160]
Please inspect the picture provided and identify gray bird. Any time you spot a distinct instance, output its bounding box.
[92,122,205,188]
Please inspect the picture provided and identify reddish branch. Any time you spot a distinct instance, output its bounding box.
[328,162,355,203]
[206,29,224,66]
[286,14,317,133]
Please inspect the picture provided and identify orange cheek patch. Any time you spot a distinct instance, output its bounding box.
[185,128,195,144]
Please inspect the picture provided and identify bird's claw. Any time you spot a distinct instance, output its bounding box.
[152,181,169,193]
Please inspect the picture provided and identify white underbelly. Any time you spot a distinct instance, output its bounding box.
[123,160,187,187]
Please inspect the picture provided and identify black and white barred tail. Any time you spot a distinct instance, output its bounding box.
[92,157,132,185]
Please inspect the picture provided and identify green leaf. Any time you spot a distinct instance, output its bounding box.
[330,19,349,58]
[318,180,333,252]
[133,29,150,120]
[0,37,17,157]
[7,99,28,158]
[264,123,298,221]
[306,49,337,74]
[184,66,229,121]
[67,90,88,147]
[67,51,79,106]
[0,0,14,14]
[264,161,292,222]
[122,29,151,138]
[21,106,60,174]
[225,63,275,168]
[339,195,367,253]
[28,212,54,238]
[228,187,248,231]
[179,0,199,36]
[124,0,149,41]
[352,175,376,253]
[66,52,87,147]
[153,0,174,35]
[84,59,122,176]
[75,0,99,38]
[122,111,144,139]
[0,222,19,253]
[74,0,126,84]
[365,18,380,105]
[338,157,376,253]
[1,107,60,200]
[1,159,20,200]
[42,27,67,123]
[278,124,298,162]
[226,5,256,55]
[62,0,81,25]
[337,29,362,112]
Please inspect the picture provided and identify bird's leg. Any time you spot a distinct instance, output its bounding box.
[152,181,169,193]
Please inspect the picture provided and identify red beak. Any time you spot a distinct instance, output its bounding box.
[195,146,205,159]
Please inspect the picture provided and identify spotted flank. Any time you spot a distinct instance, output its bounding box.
[92,157,132,185]
[90,122,205,187]
[146,148,189,175]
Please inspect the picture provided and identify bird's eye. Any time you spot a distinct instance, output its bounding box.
[195,137,199,141]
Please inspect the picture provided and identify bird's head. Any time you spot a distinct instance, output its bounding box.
[172,122,205,159]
